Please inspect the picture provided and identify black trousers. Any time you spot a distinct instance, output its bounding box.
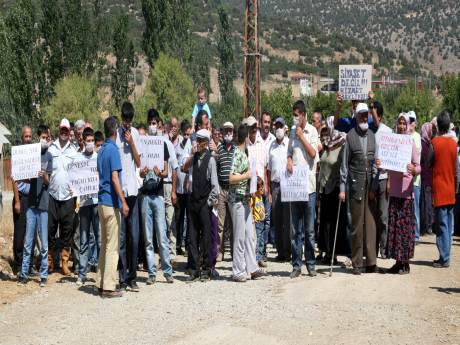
[175,193,188,249]
[12,195,28,269]
[271,182,291,259]
[189,202,212,277]
[48,197,75,249]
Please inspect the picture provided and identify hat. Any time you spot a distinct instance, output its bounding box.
[59,118,71,129]
[243,116,258,127]
[223,122,234,129]
[407,111,417,121]
[196,129,210,140]
[355,103,369,114]
[274,117,285,126]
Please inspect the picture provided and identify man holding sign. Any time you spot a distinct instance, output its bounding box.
[287,100,319,278]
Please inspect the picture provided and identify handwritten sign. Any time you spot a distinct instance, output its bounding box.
[339,65,372,101]
[250,158,257,194]
[280,166,310,202]
[377,133,412,173]
[68,158,99,197]
[11,143,41,181]
[140,136,165,170]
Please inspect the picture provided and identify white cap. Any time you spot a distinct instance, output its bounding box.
[243,116,258,127]
[355,103,369,114]
[59,118,71,129]
[407,111,417,121]
[223,122,234,129]
[196,129,210,141]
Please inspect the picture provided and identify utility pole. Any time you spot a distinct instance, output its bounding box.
[243,0,260,119]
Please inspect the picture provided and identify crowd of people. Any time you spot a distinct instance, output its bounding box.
[10,86,459,298]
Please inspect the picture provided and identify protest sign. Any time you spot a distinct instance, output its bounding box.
[339,65,372,101]
[280,166,310,202]
[140,136,165,170]
[250,158,257,194]
[11,143,41,181]
[377,133,413,173]
[68,158,99,197]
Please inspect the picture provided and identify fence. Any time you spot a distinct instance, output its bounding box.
[2,159,12,191]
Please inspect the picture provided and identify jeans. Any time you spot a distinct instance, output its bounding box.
[79,205,99,279]
[413,185,421,241]
[119,195,140,285]
[263,195,273,246]
[255,221,265,261]
[21,208,48,279]
[434,205,454,265]
[142,194,173,277]
[290,193,316,271]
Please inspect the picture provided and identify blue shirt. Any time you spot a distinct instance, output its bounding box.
[17,181,30,196]
[192,102,212,119]
[336,116,377,134]
[98,139,122,208]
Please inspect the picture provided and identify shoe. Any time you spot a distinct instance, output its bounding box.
[307,269,317,277]
[258,260,267,268]
[146,276,156,285]
[165,274,174,284]
[387,261,402,274]
[251,269,267,280]
[290,269,301,279]
[211,269,220,279]
[398,263,410,275]
[101,290,123,298]
[233,275,247,282]
[365,265,376,273]
[351,268,362,275]
[39,278,47,287]
[186,275,200,283]
[128,281,140,292]
[76,277,85,287]
[200,273,210,282]
[433,261,450,268]
[120,283,128,291]
[17,277,27,286]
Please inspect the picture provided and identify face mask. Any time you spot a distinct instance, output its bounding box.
[358,122,369,132]
[224,134,233,143]
[85,142,95,153]
[95,146,100,153]
[275,128,285,140]
[149,125,157,135]
[293,117,299,127]
[40,139,50,150]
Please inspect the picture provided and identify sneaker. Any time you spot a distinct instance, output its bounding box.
[387,262,402,274]
[101,290,123,298]
[146,276,156,285]
[120,283,128,291]
[39,278,47,287]
[128,281,140,292]
[251,269,267,280]
[307,269,317,277]
[165,274,174,284]
[257,260,267,268]
[17,277,27,286]
[76,277,85,287]
[200,273,210,282]
[433,261,450,268]
[351,268,362,275]
[290,269,301,279]
[233,275,247,283]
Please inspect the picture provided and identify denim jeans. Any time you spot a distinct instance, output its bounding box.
[88,222,100,267]
[413,185,421,241]
[290,193,316,271]
[263,195,273,246]
[21,208,48,279]
[255,221,265,261]
[79,205,99,279]
[142,194,173,277]
[435,205,454,265]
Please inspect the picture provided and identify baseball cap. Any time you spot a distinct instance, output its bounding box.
[274,117,285,126]
[59,118,71,129]
[407,111,417,121]
[223,122,234,129]
[196,129,210,141]
[243,116,258,127]
[355,103,369,114]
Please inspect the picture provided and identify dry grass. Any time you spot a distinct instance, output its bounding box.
[0,199,14,275]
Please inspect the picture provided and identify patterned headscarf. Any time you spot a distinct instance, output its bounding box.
[323,116,346,149]
[396,112,411,134]
[421,122,432,143]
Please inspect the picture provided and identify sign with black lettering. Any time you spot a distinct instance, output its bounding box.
[11,143,41,181]
[339,65,372,101]
[280,166,310,202]
[68,158,99,197]
[377,133,413,173]
[140,136,165,170]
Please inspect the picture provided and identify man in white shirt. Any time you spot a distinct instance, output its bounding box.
[116,102,142,291]
[287,100,319,278]
[48,118,78,276]
[267,117,291,261]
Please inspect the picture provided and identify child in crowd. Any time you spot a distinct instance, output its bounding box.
[252,177,266,267]
[191,85,212,132]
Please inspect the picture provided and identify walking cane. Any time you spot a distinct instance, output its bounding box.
[329,201,342,277]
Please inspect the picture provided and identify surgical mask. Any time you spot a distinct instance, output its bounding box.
[224,134,233,143]
[85,142,95,153]
[149,125,157,135]
[293,117,299,127]
[358,122,369,132]
[275,128,285,140]
[40,139,50,150]
[95,146,101,153]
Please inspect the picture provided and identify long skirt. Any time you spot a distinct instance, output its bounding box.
[386,197,416,261]
[318,188,351,257]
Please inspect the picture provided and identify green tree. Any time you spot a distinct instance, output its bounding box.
[41,74,102,130]
[188,37,211,90]
[442,74,460,121]
[261,86,293,123]
[149,54,195,120]
[111,14,136,108]
[216,6,236,102]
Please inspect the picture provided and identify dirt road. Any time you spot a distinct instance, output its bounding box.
[0,236,459,345]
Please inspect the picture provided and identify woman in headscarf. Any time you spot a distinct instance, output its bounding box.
[318,116,351,264]
[386,113,421,274]
[420,122,434,235]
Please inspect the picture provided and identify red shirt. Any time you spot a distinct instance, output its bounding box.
[432,136,457,207]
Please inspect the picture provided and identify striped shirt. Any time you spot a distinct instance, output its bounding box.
[217,142,235,188]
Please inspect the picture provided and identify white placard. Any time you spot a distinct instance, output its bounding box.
[140,136,165,170]
[377,133,412,173]
[280,166,310,202]
[68,158,99,197]
[250,158,257,194]
[339,65,372,101]
[11,143,42,181]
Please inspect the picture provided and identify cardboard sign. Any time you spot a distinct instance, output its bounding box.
[11,143,42,181]
[377,133,413,173]
[280,166,310,202]
[68,158,99,197]
[140,136,165,170]
[339,65,372,101]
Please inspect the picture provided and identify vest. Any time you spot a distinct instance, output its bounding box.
[190,150,212,210]
[347,128,376,201]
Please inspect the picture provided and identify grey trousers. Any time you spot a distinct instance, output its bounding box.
[164,183,176,259]
[217,188,233,256]
[370,179,389,257]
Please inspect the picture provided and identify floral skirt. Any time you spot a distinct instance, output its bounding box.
[386,197,416,261]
